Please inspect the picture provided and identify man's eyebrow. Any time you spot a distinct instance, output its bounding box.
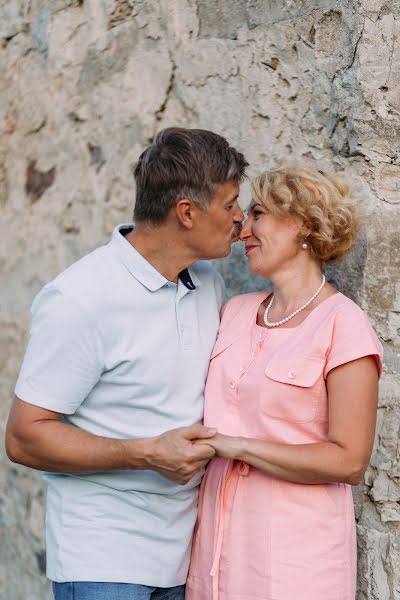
[225,194,239,204]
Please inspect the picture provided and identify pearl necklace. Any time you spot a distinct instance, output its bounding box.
[263,275,326,328]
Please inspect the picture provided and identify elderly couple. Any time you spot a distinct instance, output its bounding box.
[6,128,382,600]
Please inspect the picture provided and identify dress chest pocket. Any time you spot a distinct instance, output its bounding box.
[261,354,325,423]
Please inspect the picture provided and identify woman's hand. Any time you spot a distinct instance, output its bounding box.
[194,433,241,460]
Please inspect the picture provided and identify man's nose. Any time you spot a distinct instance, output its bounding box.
[234,205,244,222]
[239,219,250,239]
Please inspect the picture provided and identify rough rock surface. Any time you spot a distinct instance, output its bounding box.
[0,1,399,599]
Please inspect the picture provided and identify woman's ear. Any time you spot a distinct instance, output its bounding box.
[299,224,312,239]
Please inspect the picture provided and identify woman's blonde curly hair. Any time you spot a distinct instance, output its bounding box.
[251,164,362,265]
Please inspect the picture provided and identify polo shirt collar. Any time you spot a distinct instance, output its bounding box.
[110,224,199,292]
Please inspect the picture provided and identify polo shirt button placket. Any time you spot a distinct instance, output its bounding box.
[176,293,193,351]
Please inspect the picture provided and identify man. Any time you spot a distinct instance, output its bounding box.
[6,127,247,600]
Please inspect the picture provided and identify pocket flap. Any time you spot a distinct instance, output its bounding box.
[265,354,324,387]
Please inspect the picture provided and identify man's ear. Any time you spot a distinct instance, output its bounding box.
[175,198,200,229]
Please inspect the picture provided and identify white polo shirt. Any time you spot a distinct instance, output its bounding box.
[15,224,224,586]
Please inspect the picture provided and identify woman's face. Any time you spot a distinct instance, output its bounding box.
[240,200,304,278]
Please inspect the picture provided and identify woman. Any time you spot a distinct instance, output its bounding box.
[186,165,383,600]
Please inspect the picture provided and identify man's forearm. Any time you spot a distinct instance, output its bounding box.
[6,398,217,483]
[6,417,149,473]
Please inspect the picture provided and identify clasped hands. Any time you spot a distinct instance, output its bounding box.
[146,425,238,485]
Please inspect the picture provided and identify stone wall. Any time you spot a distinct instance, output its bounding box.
[1,1,399,598]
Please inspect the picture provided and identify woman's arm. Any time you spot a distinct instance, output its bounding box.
[200,356,379,485]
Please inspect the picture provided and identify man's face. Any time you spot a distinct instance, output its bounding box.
[192,181,244,260]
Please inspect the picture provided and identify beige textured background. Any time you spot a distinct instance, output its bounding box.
[1,1,399,599]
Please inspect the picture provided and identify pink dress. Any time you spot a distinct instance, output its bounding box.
[186,292,383,600]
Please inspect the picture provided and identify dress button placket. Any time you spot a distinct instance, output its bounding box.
[257,329,267,353]
[230,331,267,405]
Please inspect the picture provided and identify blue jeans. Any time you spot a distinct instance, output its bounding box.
[52,582,185,600]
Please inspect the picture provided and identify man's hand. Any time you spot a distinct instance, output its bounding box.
[143,425,217,485]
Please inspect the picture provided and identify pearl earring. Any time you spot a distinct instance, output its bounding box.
[302,242,308,249]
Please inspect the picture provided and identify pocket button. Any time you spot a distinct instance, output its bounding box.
[287,370,296,379]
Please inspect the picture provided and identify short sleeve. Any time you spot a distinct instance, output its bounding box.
[324,306,383,378]
[15,286,104,414]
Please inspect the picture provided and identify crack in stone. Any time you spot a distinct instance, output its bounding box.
[384,16,397,89]
[299,34,314,48]
[345,19,365,71]
[24,117,47,136]
[183,68,241,89]
[155,59,176,124]
[193,0,200,36]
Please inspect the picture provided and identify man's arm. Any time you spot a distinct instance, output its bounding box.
[6,397,216,485]
[10,288,215,484]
